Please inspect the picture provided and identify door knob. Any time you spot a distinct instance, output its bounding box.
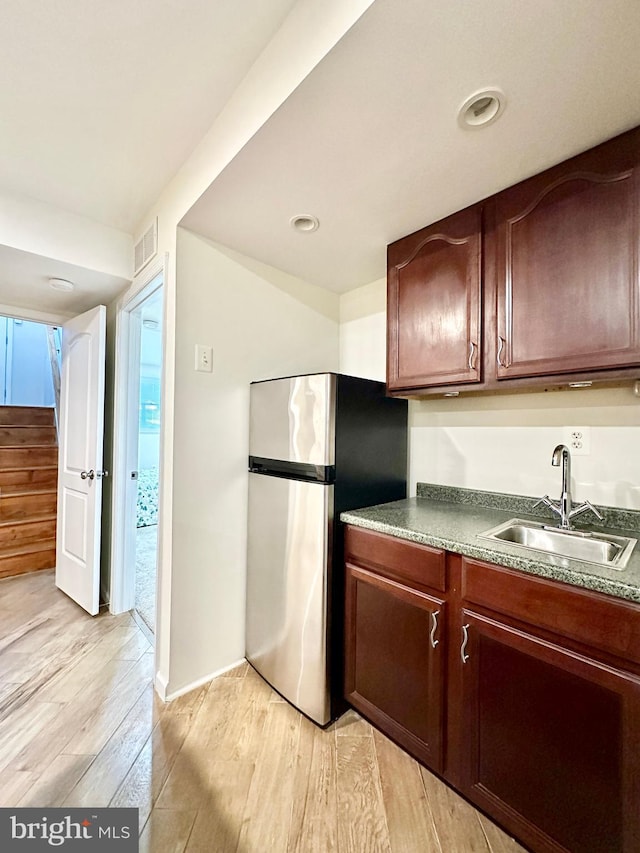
[80,469,95,480]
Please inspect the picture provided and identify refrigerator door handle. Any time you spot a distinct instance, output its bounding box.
[248,456,335,484]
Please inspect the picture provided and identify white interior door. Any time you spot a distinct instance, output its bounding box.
[55,305,107,615]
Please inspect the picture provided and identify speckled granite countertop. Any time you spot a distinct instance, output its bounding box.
[340,483,640,603]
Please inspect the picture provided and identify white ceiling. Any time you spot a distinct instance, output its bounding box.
[0,0,298,316]
[182,0,640,293]
[3,0,640,312]
[0,244,127,319]
[0,0,298,234]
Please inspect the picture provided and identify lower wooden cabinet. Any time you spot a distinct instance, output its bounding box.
[344,562,445,771]
[343,525,640,853]
[459,609,640,853]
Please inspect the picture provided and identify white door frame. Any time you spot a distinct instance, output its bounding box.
[110,257,166,617]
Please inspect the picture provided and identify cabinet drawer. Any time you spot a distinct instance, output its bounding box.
[462,557,640,666]
[344,525,446,592]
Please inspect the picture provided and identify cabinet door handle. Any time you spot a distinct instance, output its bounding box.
[496,336,506,368]
[430,610,440,648]
[468,341,477,371]
[461,623,470,663]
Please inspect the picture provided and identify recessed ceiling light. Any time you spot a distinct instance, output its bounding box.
[289,214,319,233]
[48,278,75,292]
[458,88,506,129]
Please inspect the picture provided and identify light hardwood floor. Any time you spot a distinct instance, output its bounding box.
[0,570,528,852]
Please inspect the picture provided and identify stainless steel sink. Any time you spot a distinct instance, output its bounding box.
[478,518,637,570]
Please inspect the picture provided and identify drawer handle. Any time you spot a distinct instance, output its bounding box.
[497,336,506,368]
[461,624,470,664]
[468,341,477,371]
[430,610,440,648]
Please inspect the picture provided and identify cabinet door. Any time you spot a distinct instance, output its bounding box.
[344,562,445,772]
[387,205,482,390]
[492,130,640,380]
[459,610,640,853]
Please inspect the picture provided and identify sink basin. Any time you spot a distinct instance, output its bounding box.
[478,518,637,570]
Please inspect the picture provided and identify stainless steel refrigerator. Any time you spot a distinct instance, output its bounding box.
[246,373,407,726]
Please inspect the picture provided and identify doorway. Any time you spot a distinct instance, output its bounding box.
[132,288,162,633]
[0,315,58,408]
[0,314,60,582]
[110,265,164,638]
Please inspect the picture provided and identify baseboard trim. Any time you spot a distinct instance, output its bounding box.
[163,657,247,702]
[154,671,169,701]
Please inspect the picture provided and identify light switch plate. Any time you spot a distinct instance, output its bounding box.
[195,344,213,373]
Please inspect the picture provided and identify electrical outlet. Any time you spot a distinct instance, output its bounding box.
[195,344,213,373]
[563,426,590,456]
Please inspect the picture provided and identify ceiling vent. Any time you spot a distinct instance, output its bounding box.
[134,218,158,276]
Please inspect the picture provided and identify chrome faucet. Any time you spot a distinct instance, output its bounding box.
[552,444,573,529]
[534,444,604,530]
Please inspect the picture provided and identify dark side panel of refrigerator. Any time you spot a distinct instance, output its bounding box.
[245,373,407,726]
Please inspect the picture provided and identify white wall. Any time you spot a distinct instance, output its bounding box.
[339,277,386,380]
[167,228,339,695]
[0,303,70,325]
[410,413,640,510]
[130,0,375,695]
[339,278,640,509]
[0,189,131,280]
[1,318,55,406]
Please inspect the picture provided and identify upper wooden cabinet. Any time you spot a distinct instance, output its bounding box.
[491,130,640,380]
[387,126,640,395]
[387,205,482,391]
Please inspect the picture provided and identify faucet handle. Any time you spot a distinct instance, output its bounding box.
[533,495,562,517]
[568,499,604,523]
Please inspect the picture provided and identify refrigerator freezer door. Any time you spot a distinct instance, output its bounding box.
[246,472,332,725]
[249,374,335,465]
